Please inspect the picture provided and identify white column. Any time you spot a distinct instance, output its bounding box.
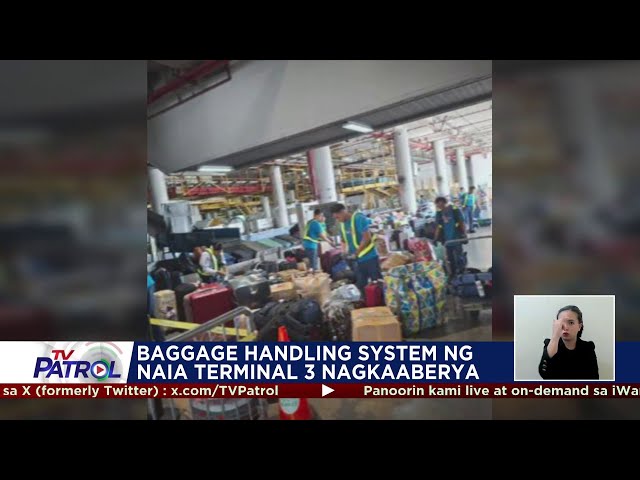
[148,166,170,214]
[295,203,306,235]
[393,127,417,214]
[260,196,272,218]
[467,156,477,188]
[456,148,469,192]
[270,165,289,227]
[310,146,337,203]
[433,139,450,197]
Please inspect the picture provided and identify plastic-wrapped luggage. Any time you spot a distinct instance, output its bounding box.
[323,299,354,341]
[153,290,177,320]
[404,238,434,262]
[383,261,447,336]
[292,272,332,307]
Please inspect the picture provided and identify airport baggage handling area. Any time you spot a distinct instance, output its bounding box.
[146,61,492,420]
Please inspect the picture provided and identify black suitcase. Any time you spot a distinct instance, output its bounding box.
[174,283,198,321]
[255,261,278,274]
[229,275,271,310]
[226,243,256,261]
[278,260,298,271]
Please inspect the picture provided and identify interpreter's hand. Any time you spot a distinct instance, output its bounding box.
[552,317,564,340]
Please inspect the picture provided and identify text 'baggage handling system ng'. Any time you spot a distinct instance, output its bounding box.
[135,344,480,382]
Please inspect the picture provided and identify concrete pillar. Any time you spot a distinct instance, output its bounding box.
[270,165,289,228]
[310,146,337,203]
[295,203,306,235]
[456,148,469,192]
[467,156,476,188]
[148,166,170,214]
[393,127,418,214]
[260,196,271,218]
[433,139,451,197]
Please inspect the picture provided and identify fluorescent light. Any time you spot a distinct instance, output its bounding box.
[198,165,234,173]
[342,121,374,134]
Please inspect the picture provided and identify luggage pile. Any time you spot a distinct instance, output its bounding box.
[253,299,325,342]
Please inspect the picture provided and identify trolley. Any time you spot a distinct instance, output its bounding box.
[443,235,492,322]
[148,307,271,420]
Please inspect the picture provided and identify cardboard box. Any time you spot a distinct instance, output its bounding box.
[278,270,301,282]
[351,306,395,321]
[351,307,401,341]
[270,282,298,302]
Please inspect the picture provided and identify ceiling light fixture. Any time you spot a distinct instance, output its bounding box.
[342,121,374,134]
[198,165,234,173]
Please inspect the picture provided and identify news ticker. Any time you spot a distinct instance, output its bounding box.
[2,383,640,399]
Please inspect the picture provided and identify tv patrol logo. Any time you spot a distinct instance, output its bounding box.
[34,342,123,382]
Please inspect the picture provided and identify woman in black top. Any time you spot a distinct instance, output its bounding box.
[539,305,599,380]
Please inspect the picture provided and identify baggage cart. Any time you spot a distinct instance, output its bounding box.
[148,307,271,420]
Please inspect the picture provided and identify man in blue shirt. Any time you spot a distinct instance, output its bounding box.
[460,186,477,233]
[303,209,335,271]
[434,196,467,276]
[331,203,381,294]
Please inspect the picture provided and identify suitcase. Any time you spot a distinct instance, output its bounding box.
[256,261,278,274]
[364,281,384,307]
[225,243,256,261]
[183,284,235,324]
[174,283,198,322]
[229,275,272,310]
[321,248,343,273]
[451,271,492,298]
[279,260,298,271]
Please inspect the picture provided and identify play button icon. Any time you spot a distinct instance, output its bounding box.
[321,385,334,397]
[91,360,110,380]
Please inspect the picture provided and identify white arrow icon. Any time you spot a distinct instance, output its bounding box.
[321,384,334,397]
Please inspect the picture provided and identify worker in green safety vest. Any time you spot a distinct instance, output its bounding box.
[193,243,225,283]
[330,203,381,294]
[303,209,335,271]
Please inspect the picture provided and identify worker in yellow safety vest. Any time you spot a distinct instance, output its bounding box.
[330,203,381,293]
[193,243,225,283]
[303,209,335,271]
